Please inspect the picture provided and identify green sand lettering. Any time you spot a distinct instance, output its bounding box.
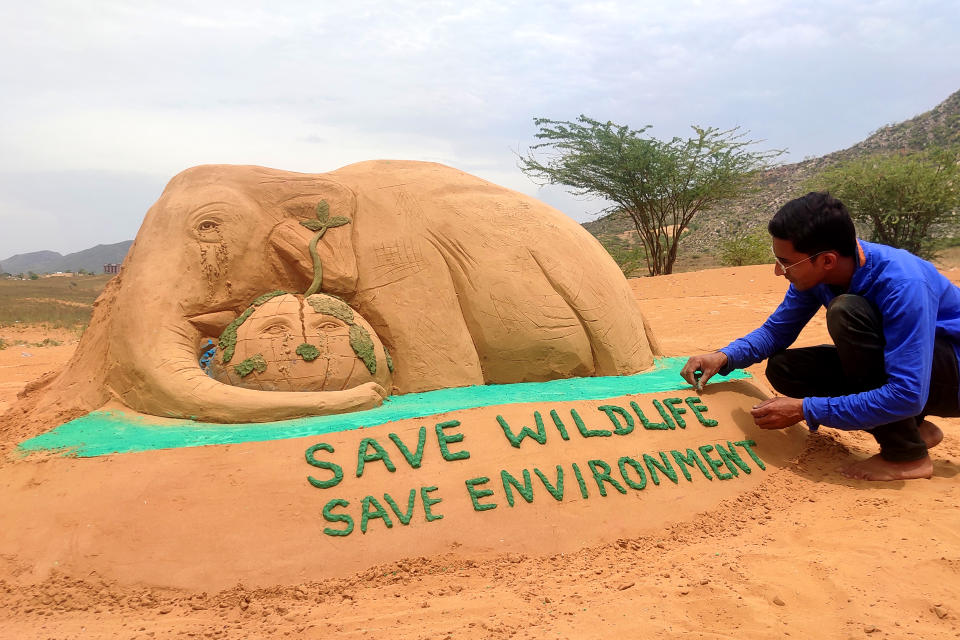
[465,477,496,512]
[436,420,470,461]
[598,404,635,435]
[630,400,669,430]
[497,413,547,448]
[322,498,354,537]
[715,442,751,476]
[643,452,678,485]
[617,456,647,490]
[570,408,612,438]
[421,486,444,522]
[698,445,733,480]
[549,409,571,440]
[384,490,417,525]
[356,438,396,477]
[534,466,565,501]
[734,440,766,470]
[501,469,535,507]
[571,463,589,498]
[670,449,713,481]
[685,397,718,427]
[652,399,677,429]
[588,459,627,497]
[663,397,687,428]
[305,442,343,489]
[360,495,393,533]
[388,428,427,468]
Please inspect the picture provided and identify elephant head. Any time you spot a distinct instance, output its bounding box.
[104,165,387,422]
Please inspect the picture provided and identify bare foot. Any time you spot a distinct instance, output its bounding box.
[918,420,944,449]
[838,454,933,481]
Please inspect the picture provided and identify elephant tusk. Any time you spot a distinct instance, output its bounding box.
[187,310,241,336]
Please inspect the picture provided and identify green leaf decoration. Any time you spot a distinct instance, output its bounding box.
[234,353,267,378]
[296,343,321,362]
[218,291,289,363]
[316,200,330,222]
[326,216,352,228]
[300,219,324,231]
[306,294,355,324]
[349,324,377,375]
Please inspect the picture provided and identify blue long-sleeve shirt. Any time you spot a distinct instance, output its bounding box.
[719,240,960,431]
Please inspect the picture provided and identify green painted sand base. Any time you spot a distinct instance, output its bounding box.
[17,357,750,458]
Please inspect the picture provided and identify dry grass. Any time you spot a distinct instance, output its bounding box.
[0,275,112,327]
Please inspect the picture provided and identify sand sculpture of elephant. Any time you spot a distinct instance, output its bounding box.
[9,161,659,426]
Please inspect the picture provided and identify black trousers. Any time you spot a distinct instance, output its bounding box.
[765,294,960,462]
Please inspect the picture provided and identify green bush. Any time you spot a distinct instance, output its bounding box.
[599,236,647,277]
[719,231,775,266]
[809,148,960,259]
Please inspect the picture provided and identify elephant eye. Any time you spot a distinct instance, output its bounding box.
[197,220,219,232]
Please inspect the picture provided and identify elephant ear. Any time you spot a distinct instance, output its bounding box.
[274,177,359,295]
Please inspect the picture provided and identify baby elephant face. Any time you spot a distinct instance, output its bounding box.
[209,293,392,393]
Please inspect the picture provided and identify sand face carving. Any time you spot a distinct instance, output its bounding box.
[12,160,657,425]
[207,293,392,393]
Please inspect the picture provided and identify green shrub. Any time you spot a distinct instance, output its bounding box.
[809,147,960,259]
[599,236,647,277]
[719,231,775,266]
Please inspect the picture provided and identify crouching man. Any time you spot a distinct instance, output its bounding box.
[681,192,960,481]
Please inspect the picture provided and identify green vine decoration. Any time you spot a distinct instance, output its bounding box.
[301,200,351,296]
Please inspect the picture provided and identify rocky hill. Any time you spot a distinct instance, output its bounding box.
[583,88,960,257]
[0,241,132,275]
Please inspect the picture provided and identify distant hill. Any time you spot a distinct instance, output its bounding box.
[583,88,960,257]
[0,241,132,275]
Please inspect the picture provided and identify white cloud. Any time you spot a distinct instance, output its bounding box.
[0,0,958,257]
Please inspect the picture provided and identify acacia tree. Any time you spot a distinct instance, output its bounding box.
[519,116,782,275]
[811,148,960,259]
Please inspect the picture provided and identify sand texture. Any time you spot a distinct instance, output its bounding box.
[1,263,959,639]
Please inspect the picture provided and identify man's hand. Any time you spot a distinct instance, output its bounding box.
[680,352,729,392]
[750,396,804,429]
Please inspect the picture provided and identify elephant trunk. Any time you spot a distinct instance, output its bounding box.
[105,286,383,422]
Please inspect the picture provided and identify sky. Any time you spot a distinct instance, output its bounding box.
[1,0,959,260]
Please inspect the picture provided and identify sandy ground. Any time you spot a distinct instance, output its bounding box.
[2,263,960,639]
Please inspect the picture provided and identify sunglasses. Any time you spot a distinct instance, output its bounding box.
[771,249,829,273]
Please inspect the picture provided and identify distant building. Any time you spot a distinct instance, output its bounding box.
[104,263,121,274]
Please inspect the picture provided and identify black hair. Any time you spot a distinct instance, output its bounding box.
[768,192,857,257]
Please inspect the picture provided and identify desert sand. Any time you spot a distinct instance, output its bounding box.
[1,261,959,639]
